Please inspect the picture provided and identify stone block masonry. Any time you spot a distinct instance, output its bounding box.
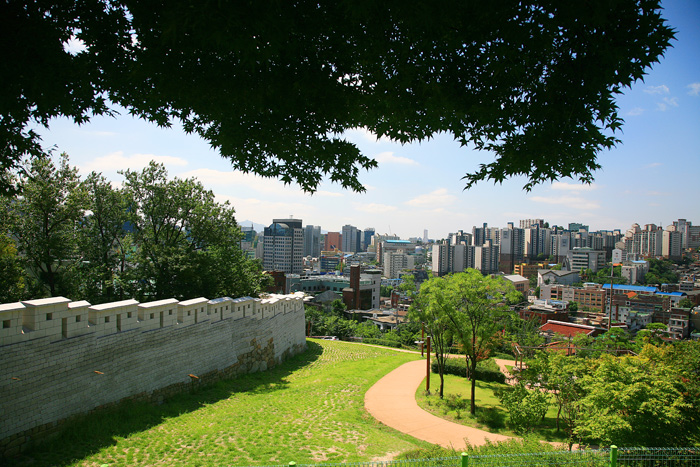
[0,292,307,457]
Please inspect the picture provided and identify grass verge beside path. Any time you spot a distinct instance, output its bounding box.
[10,339,429,467]
[415,374,568,444]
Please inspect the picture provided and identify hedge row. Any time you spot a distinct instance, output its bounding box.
[362,338,403,348]
[431,357,506,384]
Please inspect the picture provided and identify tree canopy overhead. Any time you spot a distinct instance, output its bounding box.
[2,1,674,193]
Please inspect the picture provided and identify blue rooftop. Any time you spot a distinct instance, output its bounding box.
[386,240,411,244]
[602,284,657,293]
[656,292,686,297]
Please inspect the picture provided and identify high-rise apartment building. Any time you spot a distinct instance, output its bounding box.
[499,224,524,273]
[263,218,304,274]
[520,219,544,229]
[474,240,500,274]
[303,225,321,258]
[662,229,682,260]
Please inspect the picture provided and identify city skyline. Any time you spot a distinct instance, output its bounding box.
[31,0,699,240]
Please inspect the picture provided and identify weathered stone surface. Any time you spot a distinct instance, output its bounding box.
[0,293,306,458]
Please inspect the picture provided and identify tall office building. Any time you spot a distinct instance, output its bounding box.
[363,227,375,251]
[303,225,321,258]
[324,231,342,251]
[263,218,304,274]
[341,224,359,253]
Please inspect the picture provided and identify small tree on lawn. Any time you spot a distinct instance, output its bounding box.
[443,269,521,415]
[404,274,452,398]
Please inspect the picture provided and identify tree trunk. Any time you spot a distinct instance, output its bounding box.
[470,359,477,415]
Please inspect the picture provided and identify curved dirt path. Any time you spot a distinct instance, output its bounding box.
[364,360,511,450]
[493,358,518,385]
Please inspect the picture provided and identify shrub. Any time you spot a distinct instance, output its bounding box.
[363,338,402,348]
[431,357,506,384]
[496,383,550,434]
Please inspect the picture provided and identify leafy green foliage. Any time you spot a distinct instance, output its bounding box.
[10,154,86,296]
[590,266,628,285]
[0,234,26,302]
[1,1,675,193]
[519,343,700,447]
[496,383,550,434]
[3,157,267,302]
[121,162,266,300]
[643,258,680,285]
[73,172,131,303]
[405,274,455,398]
[443,270,520,414]
[575,354,691,446]
[431,357,506,384]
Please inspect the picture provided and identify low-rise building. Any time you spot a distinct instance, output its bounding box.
[503,274,529,298]
[541,283,607,312]
[537,269,580,287]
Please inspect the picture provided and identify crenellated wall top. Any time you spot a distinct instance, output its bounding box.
[0,292,305,346]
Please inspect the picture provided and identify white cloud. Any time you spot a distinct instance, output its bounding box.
[79,151,188,173]
[643,162,662,169]
[213,195,315,222]
[646,191,671,196]
[374,151,419,166]
[626,107,645,116]
[354,203,398,213]
[551,181,598,192]
[688,83,700,96]
[405,188,456,207]
[313,190,343,198]
[344,127,393,144]
[179,168,311,198]
[529,196,600,211]
[644,85,670,95]
[657,97,679,111]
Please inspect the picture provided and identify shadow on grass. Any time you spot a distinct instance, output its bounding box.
[8,341,324,467]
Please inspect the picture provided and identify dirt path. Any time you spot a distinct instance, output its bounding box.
[493,358,519,385]
[364,360,511,450]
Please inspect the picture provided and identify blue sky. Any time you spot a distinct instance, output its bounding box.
[37,1,699,240]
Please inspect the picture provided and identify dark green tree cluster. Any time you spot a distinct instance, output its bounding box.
[516,340,700,448]
[0,155,267,304]
[642,258,679,285]
[590,265,628,285]
[1,1,674,195]
[304,305,382,340]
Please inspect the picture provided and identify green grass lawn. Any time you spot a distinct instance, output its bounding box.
[11,340,431,467]
[415,373,568,444]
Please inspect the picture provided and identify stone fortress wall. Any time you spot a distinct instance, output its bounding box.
[0,292,307,456]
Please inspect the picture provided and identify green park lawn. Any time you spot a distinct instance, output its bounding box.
[10,340,431,467]
[415,373,568,444]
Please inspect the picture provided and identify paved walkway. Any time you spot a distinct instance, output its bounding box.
[364,359,512,450]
